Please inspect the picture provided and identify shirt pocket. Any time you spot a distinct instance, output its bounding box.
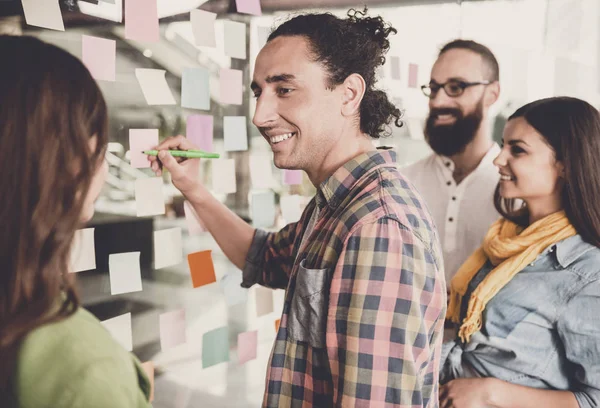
[288,259,331,349]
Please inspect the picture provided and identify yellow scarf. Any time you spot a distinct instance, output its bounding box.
[447,211,576,343]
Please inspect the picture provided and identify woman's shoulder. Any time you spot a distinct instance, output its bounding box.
[555,235,600,280]
[15,307,147,408]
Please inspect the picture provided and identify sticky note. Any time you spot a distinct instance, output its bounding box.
[82,35,116,82]
[154,228,183,269]
[182,68,210,110]
[188,250,216,288]
[255,286,273,317]
[251,191,276,228]
[135,177,165,217]
[250,155,275,189]
[237,330,257,364]
[190,10,216,48]
[224,116,248,152]
[408,63,419,89]
[257,26,270,49]
[102,313,132,351]
[125,0,159,42]
[141,362,155,402]
[283,169,303,185]
[202,327,230,368]
[183,201,206,234]
[280,195,303,224]
[390,56,401,81]
[211,159,237,194]
[109,252,143,295]
[77,0,122,23]
[219,271,248,307]
[235,0,261,15]
[275,319,280,332]
[159,309,187,350]
[135,69,176,105]
[129,129,159,169]
[220,68,243,105]
[69,228,96,273]
[223,20,246,59]
[21,0,64,31]
[186,115,213,152]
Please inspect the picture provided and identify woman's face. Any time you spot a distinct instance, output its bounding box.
[80,137,107,223]
[493,117,564,208]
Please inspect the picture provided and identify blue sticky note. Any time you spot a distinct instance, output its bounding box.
[202,327,230,368]
[219,270,248,307]
[182,68,210,110]
[251,191,276,228]
[224,116,248,151]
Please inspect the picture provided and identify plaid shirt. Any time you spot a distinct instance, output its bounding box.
[243,150,446,407]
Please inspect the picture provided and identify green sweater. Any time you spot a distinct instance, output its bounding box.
[11,307,151,408]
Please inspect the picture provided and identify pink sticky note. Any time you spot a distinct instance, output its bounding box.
[125,0,159,42]
[408,63,419,89]
[183,200,206,234]
[82,35,116,82]
[237,330,258,364]
[186,115,213,152]
[129,129,159,169]
[159,309,187,350]
[283,169,303,185]
[235,0,262,16]
[220,68,243,105]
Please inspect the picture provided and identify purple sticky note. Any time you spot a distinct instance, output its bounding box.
[183,200,206,235]
[82,35,116,82]
[220,68,243,105]
[237,330,258,364]
[129,129,159,169]
[186,115,213,152]
[125,0,159,42]
[159,309,187,351]
[283,169,303,185]
[235,0,262,16]
[408,63,419,89]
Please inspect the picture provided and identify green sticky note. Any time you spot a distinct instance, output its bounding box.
[202,327,230,368]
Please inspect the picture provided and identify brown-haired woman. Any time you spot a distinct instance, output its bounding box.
[0,36,151,407]
[439,97,600,408]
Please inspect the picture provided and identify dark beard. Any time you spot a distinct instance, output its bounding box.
[424,99,484,157]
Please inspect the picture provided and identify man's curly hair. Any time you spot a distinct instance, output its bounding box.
[268,7,403,139]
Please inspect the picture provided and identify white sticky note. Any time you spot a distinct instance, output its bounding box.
[82,35,116,82]
[159,309,187,350]
[255,286,274,317]
[125,0,159,42]
[249,155,275,189]
[102,313,133,351]
[21,0,65,31]
[154,228,183,269]
[224,116,248,152]
[135,177,165,217]
[281,195,303,224]
[251,191,276,228]
[223,20,246,59]
[191,9,216,48]
[129,129,159,169]
[69,228,96,273]
[109,252,143,295]
[135,69,176,105]
[183,200,206,234]
[182,68,210,110]
[257,26,270,49]
[211,159,236,194]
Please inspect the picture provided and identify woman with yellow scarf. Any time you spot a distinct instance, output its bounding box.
[439,97,600,408]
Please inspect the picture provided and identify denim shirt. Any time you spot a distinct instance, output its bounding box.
[441,235,600,408]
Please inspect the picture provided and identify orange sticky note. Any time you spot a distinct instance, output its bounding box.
[275,319,281,332]
[187,250,216,288]
[141,361,155,402]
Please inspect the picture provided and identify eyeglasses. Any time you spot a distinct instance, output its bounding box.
[421,79,491,98]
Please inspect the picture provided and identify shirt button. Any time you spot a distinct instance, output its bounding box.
[449,217,454,222]
[447,181,451,186]
[446,162,451,167]
[452,196,456,200]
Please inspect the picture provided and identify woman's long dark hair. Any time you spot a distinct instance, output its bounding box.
[0,36,108,391]
[494,97,600,247]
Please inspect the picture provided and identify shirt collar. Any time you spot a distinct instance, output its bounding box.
[555,235,597,268]
[436,143,500,174]
[318,148,397,209]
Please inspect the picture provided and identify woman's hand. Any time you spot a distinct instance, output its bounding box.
[440,378,497,408]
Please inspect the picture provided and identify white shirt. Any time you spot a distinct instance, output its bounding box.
[402,144,501,287]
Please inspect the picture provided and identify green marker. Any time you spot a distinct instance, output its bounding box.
[143,150,220,159]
